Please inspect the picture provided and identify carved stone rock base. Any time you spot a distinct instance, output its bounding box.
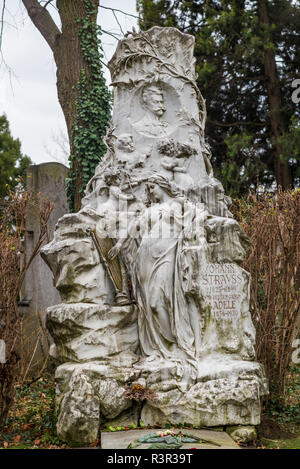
[55,359,140,446]
[54,355,267,445]
[138,356,267,428]
[47,303,139,362]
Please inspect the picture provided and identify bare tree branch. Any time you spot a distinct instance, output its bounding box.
[0,20,18,30]
[100,58,109,69]
[0,0,18,78]
[38,0,58,12]
[0,1,17,82]
[40,0,54,9]
[99,5,139,19]
[207,120,266,127]
[112,9,125,36]
[22,0,61,52]
[0,0,6,51]
[101,28,121,40]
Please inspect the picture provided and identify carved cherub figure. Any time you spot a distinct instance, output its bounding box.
[94,168,137,305]
[115,133,134,154]
[102,168,136,213]
[158,138,195,192]
[115,133,149,169]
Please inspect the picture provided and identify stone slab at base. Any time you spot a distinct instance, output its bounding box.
[101,429,239,449]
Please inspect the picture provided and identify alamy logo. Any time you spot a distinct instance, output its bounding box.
[0,340,6,364]
[292,79,300,104]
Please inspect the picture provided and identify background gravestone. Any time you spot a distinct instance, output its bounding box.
[19,162,68,369]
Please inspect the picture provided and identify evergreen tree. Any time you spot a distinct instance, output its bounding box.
[137,0,300,195]
[0,114,31,198]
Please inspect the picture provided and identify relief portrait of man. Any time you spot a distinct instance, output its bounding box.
[132,84,170,138]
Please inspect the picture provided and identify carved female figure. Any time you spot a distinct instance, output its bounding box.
[108,174,207,362]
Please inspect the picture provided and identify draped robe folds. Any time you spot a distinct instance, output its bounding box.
[126,198,207,361]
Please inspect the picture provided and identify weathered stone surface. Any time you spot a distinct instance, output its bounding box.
[140,357,267,427]
[142,377,262,428]
[41,209,113,304]
[19,163,68,368]
[21,163,68,313]
[103,406,139,429]
[96,379,131,419]
[228,426,258,444]
[57,369,100,446]
[55,360,141,394]
[55,361,140,444]
[41,26,268,446]
[47,303,139,362]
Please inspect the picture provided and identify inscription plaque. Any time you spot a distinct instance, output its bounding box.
[200,263,243,319]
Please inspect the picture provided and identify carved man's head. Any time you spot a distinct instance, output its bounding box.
[141,85,166,117]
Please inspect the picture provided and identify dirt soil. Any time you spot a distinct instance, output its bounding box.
[258,417,296,440]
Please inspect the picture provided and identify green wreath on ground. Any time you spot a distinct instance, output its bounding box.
[127,430,221,449]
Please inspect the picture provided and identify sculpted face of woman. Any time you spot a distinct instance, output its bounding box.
[147,182,165,203]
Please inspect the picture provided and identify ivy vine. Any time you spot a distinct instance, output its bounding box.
[66,0,112,212]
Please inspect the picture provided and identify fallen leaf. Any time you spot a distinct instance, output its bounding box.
[3,441,8,448]
[34,438,41,445]
[21,423,34,431]
[14,435,22,443]
[89,439,99,447]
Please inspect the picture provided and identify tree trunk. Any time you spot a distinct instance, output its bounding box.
[258,0,292,189]
[54,0,99,211]
[22,0,100,211]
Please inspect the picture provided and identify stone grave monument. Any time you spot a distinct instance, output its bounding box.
[41,27,268,446]
[19,162,68,370]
